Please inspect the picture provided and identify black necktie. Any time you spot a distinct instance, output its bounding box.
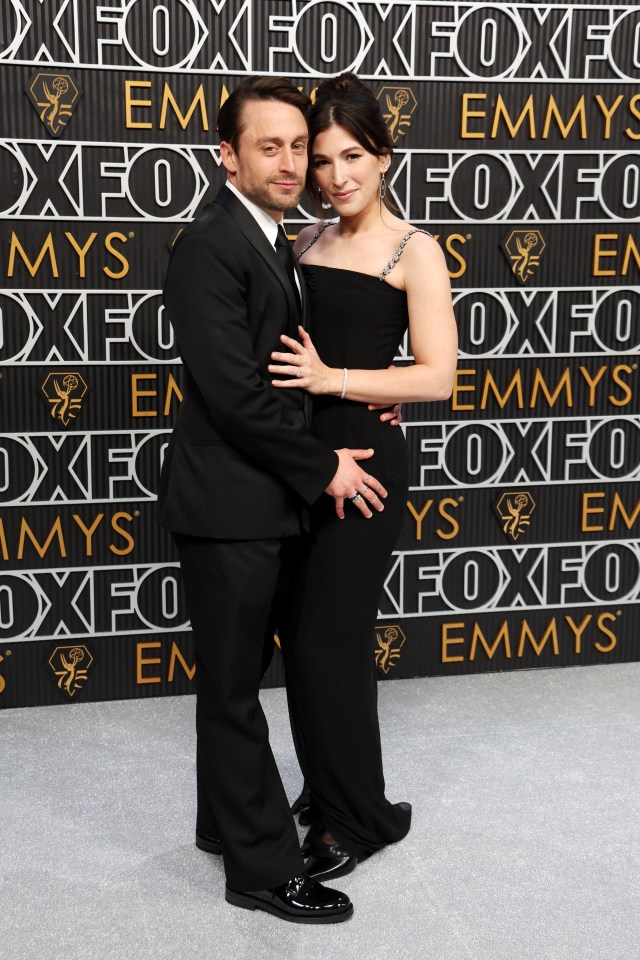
[274,224,301,315]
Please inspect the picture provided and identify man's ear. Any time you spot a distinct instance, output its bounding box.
[220,140,236,175]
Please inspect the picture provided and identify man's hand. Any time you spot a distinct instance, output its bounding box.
[368,401,402,426]
[325,449,388,519]
[368,364,402,425]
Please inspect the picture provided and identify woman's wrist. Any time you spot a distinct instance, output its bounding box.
[326,367,344,397]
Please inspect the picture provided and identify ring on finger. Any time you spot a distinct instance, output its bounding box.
[351,492,363,504]
[295,368,303,378]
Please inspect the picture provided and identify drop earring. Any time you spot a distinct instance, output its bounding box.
[380,160,390,200]
[318,187,332,211]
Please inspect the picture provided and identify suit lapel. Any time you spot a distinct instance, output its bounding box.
[291,252,308,330]
[289,236,312,426]
[214,187,300,330]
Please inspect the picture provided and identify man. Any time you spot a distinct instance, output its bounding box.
[157,76,387,923]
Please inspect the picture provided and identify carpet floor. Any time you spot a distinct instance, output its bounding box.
[2,663,639,960]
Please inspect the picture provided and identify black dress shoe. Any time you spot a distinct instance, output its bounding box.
[225,875,353,924]
[302,837,357,883]
[195,831,222,854]
[291,781,313,825]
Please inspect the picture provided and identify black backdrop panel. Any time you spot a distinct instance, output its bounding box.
[1,0,639,708]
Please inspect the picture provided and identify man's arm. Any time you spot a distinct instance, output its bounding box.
[165,229,384,516]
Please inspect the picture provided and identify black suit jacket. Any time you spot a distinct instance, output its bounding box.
[157,186,338,539]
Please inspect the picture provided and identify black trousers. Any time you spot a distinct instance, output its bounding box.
[174,533,305,890]
[280,479,412,860]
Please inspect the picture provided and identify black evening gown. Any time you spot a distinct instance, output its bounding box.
[281,263,412,860]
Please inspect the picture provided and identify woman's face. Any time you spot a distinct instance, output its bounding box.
[311,124,388,216]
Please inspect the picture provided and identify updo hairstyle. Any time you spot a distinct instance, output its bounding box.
[307,73,394,213]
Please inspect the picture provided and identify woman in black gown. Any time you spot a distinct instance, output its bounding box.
[269,74,458,881]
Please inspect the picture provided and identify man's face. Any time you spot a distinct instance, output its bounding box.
[220,99,308,219]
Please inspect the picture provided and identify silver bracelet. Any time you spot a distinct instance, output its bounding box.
[340,367,348,400]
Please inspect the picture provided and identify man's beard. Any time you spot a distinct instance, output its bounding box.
[244,179,304,213]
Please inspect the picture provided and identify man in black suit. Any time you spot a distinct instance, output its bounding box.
[157,77,386,923]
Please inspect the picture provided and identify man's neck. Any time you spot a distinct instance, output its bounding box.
[225,178,283,223]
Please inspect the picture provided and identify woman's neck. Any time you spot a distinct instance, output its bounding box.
[337,203,396,238]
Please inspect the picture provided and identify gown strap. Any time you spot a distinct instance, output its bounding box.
[296,219,338,260]
[378,228,432,281]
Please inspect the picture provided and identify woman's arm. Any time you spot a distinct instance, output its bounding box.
[269,233,458,403]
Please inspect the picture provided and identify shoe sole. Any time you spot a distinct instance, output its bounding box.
[195,836,222,855]
[306,857,357,883]
[225,888,354,924]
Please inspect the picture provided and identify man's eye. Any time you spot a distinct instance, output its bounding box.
[292,143,306,152]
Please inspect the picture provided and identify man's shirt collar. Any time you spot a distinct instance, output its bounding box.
[225,180,280,247]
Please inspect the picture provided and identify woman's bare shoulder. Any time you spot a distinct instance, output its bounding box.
[293,221,324,255]
[381,217,439,254]
[396,230,450,294]
[403,228,446,264]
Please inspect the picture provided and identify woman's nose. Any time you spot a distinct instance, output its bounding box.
[332,163,347,185]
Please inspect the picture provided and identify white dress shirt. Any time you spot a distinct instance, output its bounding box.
[224,180,301,298]
[225,180,280,246]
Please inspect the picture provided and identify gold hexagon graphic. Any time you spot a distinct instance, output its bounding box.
[375,624,406,674]
[376,86,418,143]
[495,492,536,541]
[49,645,94,698]
[41,372,88,427]
[26,72,82,137]
[502,229,546,284]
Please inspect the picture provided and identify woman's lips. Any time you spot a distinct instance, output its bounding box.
[333,190,356,201]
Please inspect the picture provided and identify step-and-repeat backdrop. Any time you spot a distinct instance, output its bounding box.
[1,0,639,706]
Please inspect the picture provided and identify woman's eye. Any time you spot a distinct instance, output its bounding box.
[347,153,362,161]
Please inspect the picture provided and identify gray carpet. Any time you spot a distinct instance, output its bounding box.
[2,664,639,960]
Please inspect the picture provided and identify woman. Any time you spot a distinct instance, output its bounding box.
[269,73,458,881]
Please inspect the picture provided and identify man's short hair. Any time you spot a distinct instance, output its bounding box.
[217,76,310,151]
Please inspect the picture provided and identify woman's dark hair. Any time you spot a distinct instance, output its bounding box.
[217,76,310,150]
[306,73,394,212]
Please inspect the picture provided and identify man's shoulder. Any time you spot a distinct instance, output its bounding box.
[169,199,252,269]
[178,198,233,244]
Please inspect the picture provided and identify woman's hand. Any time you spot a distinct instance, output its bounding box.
[269,326,338,395]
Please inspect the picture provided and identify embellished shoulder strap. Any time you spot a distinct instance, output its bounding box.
[379,228,432,280]
[296,219,337,260]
